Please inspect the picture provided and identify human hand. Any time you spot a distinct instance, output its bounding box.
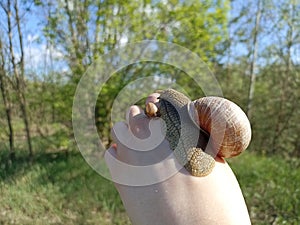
[105,93,251,225]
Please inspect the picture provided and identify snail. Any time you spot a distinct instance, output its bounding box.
[145,89,251,177]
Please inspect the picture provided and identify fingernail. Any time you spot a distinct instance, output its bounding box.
[111,143,117,150]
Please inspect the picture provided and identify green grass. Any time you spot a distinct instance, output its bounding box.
[0,149,299,224]
[0,150,130,225]
[228,152,300,225]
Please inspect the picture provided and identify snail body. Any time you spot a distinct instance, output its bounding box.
[145,89,251,177]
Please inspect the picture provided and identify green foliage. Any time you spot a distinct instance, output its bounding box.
[0,150,130,225]
[214,63,249,108]
[228,152,300,224]
[1,149,299,224]
[26,79,74,124]
[0,1,300,224]
[28,0,229,148]
[249,64,300,157]
[218,0,300,157]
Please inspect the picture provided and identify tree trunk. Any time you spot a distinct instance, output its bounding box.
[5,0,33,158]
[15,0,33,158]
[246,0,262,118]
[0,38,15,161]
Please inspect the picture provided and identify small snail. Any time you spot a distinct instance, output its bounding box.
[145,89,251,177]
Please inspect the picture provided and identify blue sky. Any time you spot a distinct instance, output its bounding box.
[1,0,299,77]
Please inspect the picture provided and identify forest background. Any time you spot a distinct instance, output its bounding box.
[0,0,299,224]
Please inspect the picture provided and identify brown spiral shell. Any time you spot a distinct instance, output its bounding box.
[189,97,252,158]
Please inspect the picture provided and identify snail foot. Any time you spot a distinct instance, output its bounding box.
[185,147,215,177]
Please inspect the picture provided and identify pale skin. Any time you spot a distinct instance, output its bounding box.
[105,93,252,225]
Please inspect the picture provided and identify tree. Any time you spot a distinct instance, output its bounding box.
[0,36,15,161]
[0,0,33,158]
[256,0,300,156]
[246,0,262,118]
[35,0,230,146]
[217,0,300,157]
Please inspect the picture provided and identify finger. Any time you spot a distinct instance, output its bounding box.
[110,122,136,164]
[126,105,150,138]
[111,143,117,149]
[104,145,118,176]
[110,143,117,152]
[145,92,160,105]
[104,146,124,190]
[126,105,145,123]
[105,145,118,159]
[110,118,151,162]
[145,93,161,118]
[110,121,129,145]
